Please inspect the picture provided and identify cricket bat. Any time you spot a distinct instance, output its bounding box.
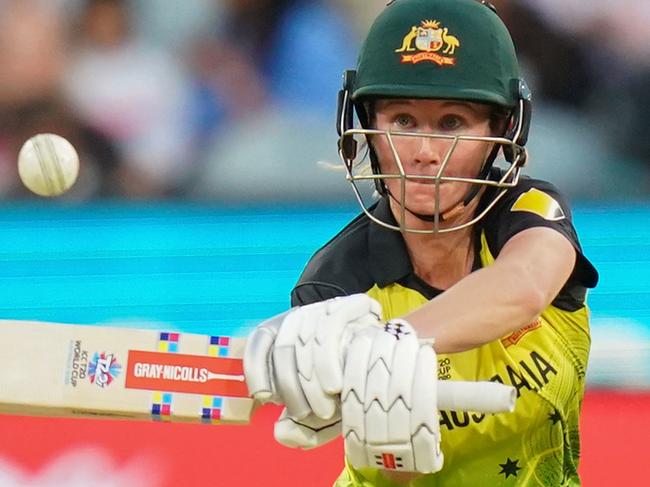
[0,320,515,425]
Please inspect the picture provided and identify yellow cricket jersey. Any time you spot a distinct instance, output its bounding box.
[291,174,598,486]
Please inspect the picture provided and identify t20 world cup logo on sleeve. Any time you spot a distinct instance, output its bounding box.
[88,352,122,388]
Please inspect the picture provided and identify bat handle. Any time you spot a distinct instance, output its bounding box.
[436,381,516,413]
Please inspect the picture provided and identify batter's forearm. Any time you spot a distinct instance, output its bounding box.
[403,228,576,353]
[403,263,544,353]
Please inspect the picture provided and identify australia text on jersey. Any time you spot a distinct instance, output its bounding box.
[439,349,557,431]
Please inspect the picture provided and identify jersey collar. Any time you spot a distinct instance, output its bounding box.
[366,196,483,299]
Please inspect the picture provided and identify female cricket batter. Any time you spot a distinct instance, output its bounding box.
[244,0,599,485]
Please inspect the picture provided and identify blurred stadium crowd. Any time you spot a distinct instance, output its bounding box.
[0,0,648,202]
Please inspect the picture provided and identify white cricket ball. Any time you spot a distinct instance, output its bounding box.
[18,133,80,197]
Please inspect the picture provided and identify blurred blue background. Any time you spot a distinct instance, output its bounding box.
[0,0,649,389]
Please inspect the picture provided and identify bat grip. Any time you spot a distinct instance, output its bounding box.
[436,381,516,413]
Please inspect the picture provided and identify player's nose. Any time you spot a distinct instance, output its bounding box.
[413,135,444,165]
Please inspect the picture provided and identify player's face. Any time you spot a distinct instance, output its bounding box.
[371,99,495,221]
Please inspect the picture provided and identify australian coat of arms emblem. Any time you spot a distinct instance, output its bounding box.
[395,20,460,66]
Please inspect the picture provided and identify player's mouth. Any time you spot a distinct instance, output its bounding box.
[405,176,449,186]
[409,178,437,185]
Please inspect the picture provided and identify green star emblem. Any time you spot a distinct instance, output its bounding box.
[499,458,522,479]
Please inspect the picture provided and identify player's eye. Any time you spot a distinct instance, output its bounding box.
[439,115,464,131]
[393,113,415,129]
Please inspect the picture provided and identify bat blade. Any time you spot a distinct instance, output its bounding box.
[0,320,255,425]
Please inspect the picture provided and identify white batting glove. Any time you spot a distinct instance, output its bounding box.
[273,408,342,449]
[342,319,443,474]
[243,294,383,448]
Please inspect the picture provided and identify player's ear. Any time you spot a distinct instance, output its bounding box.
[489,106,510,137]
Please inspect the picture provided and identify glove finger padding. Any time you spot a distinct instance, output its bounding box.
[295,303,340,420]
[313,295,382,395]
[342,320,443,474]
[341,327,376,468]
[243,310,288,403]
[274,407,342,449]
[411,343,443,473]
[273,306,315,418]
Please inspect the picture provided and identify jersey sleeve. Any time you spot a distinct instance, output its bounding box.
[483,178,598,289]
[291,281,348,306]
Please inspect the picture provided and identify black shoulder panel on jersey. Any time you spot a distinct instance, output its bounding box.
[479,173,598,310]
[291,209,376,307]
[291,198,414,306]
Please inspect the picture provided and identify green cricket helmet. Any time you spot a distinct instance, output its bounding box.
[336,0,532,234]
